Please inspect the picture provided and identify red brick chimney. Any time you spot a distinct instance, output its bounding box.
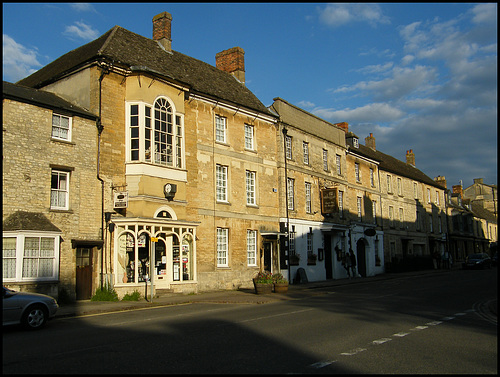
[153,12,172,52]
[334,122,349,133]
[452,184,463,198]
[406,149,415,166]
[216,47,245,84]
[365,133,376,150]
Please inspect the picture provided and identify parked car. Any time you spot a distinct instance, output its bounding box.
[3,287,58,330]
[463,253,492,270]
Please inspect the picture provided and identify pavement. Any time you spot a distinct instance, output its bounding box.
[56,268,497,319]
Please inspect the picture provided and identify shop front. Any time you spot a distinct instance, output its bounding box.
[112,218,199,297]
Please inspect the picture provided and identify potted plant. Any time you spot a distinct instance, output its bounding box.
[289,253,300,266]
[253,271,273,294]
[272,273,289,293]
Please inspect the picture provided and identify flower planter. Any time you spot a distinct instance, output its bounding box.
[253,279,273,294]
[273,282,288,293]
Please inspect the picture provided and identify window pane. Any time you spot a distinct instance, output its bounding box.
[23,258,38,278]
[24,237,39,257]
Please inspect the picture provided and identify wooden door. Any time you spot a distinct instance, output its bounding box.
[76,247,92,300]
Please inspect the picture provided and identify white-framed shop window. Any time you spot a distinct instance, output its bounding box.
[2,232,60,282]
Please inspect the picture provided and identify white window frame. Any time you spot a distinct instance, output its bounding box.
[414,182,418,199]
[216,164,228,202]
[247,230,257,266]
[398,178,402,196]
[357,196,362,219]
[323,149,328,171]
[51,170,69,210]
[353,138,359,148]
[339,190,344,218]
[215,115,227,143]
[303,142,309,165]
[305,182,312,213]
[355,163,360,182]
[307,232,313,257]
[285,135,292,160]
[399,208,404,228]
[244,124,254,150]
[217,228,228,267]
[51,113,72,141]
[2,232,60,282]
[387,175,392,193]
[126,99,184,168]
[336,154,341,175]
[435,190,440,205]
[427,188,431,203]
[246,170,256,205]
[287,178,295,211]
[370,168,374,187]
[372,200,377,224]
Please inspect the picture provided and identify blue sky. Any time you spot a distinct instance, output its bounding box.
[3,3,497,190]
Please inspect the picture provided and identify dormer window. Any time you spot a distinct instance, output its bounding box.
[353,138,359,148]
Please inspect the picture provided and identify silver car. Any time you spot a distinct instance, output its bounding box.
[3,287,58,330]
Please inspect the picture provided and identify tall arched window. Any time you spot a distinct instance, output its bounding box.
[128,97,183,168]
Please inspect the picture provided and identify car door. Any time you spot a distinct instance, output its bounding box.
[3,289,22,325]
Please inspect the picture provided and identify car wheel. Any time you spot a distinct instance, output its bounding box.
[22,305,48,330]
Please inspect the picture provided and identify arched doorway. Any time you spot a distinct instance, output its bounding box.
[356,239,367,277]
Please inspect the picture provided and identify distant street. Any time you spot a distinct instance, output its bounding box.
[3,268,497,374]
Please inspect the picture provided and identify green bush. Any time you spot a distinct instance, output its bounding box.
[122,290,141,301]
[91,286,119,301]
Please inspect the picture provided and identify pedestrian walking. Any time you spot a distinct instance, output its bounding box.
[350,250,357,278]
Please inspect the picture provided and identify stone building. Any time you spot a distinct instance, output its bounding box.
[2,81,101,300]
[342,126,447,273]
[15,11,278,297]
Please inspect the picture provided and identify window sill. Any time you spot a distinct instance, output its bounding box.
[50,138,75,145]
[50,209,74,214]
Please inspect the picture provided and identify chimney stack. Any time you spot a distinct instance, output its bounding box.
[334,122,349,133]
[216,47,245,84]
[365,133,376,150]
[452,184,463,198]
[153,12,172,52]
[473,178,484,185]
[434,175,447,189]
[406,149,415,166]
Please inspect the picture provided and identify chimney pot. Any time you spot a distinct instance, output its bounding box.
[216,47,245,84]
[334,122,349,133]
[153,11,172,52]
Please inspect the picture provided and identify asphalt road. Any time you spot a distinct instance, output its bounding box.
[3,268,497,374]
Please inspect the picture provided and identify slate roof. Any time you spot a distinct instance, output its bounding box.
[16,26,274,117]
[3,81,97,120]
[3,211,62,232]
[349,143,443,190]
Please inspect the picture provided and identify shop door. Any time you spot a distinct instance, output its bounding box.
[76,248,92,300]
[263,242,272,272]
[356,240,366,277]
[324,235,333,279]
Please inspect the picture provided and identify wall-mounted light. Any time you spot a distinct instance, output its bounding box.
[164,183,177,200]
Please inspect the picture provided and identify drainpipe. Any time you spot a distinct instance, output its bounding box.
[282,126,290,283]
[97,61,110,289]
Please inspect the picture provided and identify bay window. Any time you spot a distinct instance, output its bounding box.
[127,97,183,168]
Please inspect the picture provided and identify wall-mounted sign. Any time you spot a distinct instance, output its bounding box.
[321,188,338,214]
[164,183,177,200]
[114,191,128,208]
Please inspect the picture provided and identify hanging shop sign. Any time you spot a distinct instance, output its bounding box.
[114,191,128,209]
[321,188,338,214]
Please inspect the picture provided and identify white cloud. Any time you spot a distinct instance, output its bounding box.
[355,62,393,75]
[2,34,42,82]
[63,21,99,41]
[470,3,497,24]
[313,102,405,123]
[297,100,315,108]
[319,3,390,28]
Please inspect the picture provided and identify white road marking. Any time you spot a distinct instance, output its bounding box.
[426,321,442,326]
[393,332,410,337]
[441,316,455,320]
[411,325,428,330]
[309,360,337,368]
[372,338,392,345]
[341,348,367,356]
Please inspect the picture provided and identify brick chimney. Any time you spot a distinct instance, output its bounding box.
[216,47,245,84]
[334,122,349,133]
[452,184,463,198]
[406,149,415,166]
[434,175,447,189]
[365,133,376,150]
[153,12,172,52]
